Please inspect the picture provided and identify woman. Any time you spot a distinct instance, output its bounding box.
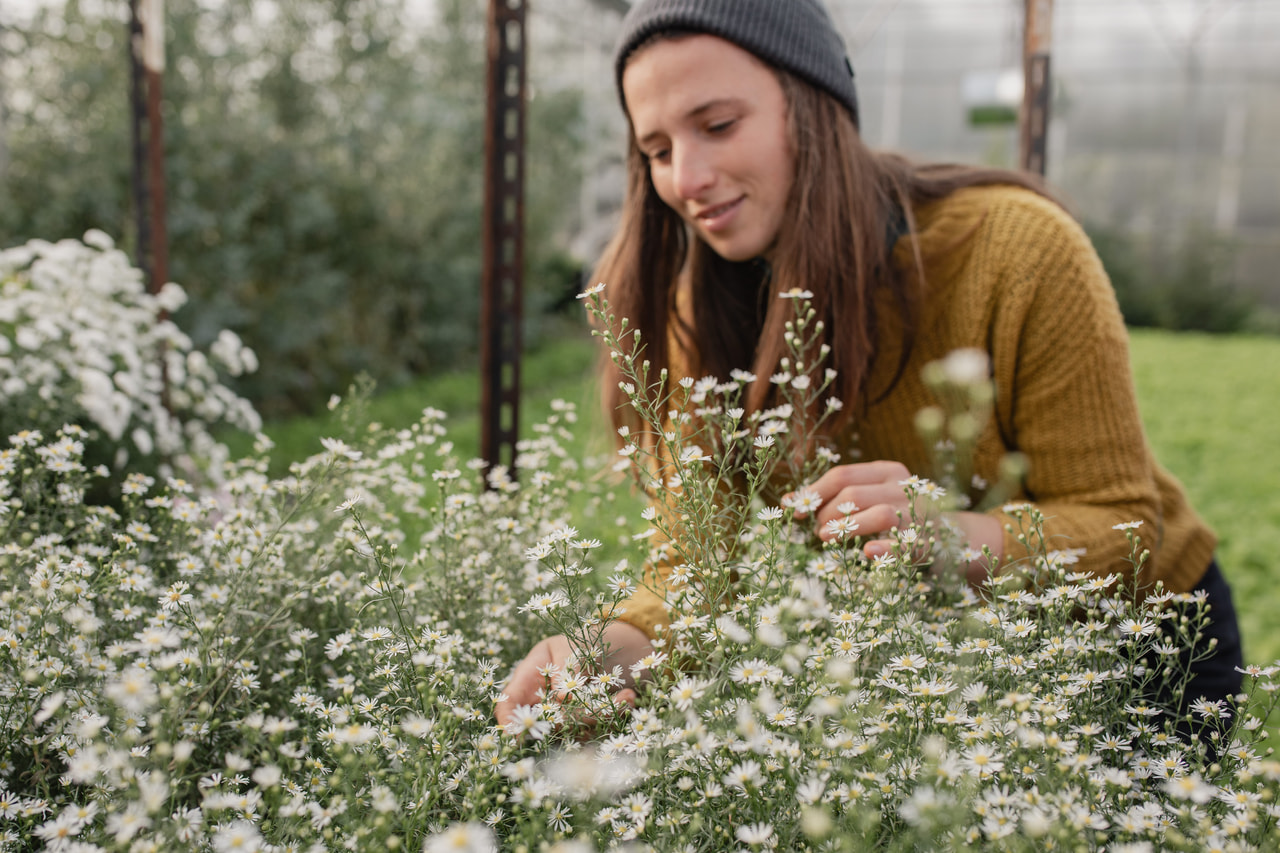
[495,0,1241,730]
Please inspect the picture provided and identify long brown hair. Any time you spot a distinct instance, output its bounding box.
[593,47,1056,441]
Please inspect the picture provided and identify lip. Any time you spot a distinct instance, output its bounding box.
[693,196,744,233]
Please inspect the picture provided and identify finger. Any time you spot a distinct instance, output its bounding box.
[862,538,894,558]
[494,647,552,726]
[816,498,904,541]
[795,480,891,522]
[787,463,898,518]
[864,535,933,566]
[808,460,910,495]
[814,484,905,522]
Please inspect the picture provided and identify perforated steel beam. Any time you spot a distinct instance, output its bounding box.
[1020,0,1053,175]
[480,0,527,484]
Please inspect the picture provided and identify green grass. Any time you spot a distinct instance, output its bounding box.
[224,326,1280,669]
[1128,328,1280,668]
[221,322,607,478]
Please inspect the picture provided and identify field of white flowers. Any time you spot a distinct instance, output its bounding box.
[3,236,1280,852]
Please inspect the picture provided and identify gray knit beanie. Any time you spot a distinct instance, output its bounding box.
[614,0,859,127]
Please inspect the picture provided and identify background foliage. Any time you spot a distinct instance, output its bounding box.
[1127,328,1280,667]
[1087,224,1268,335]
[0,0,586,417]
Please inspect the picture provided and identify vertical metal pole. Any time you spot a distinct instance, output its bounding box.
[1019,0,1053,175]
[0,20,9,177]
[128,0,150,283]
[480,0,526,485]
[141,0,169,297]
[131,0,171,414]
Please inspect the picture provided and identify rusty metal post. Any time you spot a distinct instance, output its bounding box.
[480,0,527,485]
[129,0,171,414]
[140,0,169,296]
[128,0,150,283]
[1019,0,1053,175]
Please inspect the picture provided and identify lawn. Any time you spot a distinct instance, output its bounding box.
[1128,328,1280,667]
[230,324,1280,667]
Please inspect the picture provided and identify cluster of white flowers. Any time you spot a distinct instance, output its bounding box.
[1,399,1278,851]
[1,285,1278,852]
[0,391,667,851]
[0,231,261,472]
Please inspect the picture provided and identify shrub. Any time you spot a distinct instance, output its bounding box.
[1,0,587,416]
[0,231,261,492]
[1086,223,1256,334]
[1,289,1278,852]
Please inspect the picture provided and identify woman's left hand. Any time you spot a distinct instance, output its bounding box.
[791,461,1005,567]
[791,460,919,558]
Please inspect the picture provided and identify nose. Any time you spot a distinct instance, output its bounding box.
[671,142,715,201]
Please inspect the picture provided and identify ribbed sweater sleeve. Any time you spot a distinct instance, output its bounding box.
[873,186,1216,594]
[981,192,1183,579]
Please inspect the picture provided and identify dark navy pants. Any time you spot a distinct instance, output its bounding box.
[1174,559,1244,709]
[1146,559,1244,754]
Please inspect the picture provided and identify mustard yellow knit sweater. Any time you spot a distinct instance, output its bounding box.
[613,184,1217,641]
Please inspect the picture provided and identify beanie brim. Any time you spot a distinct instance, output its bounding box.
[614,0,859,128]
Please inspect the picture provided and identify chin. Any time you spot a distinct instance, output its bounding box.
[703,236,770,264]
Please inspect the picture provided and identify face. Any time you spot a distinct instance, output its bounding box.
[622,34,795,263]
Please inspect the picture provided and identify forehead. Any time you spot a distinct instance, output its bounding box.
[621,33,779,128]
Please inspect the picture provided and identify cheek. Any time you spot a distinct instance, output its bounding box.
[648,168,677,210]
[754,121,796,202]
[766,144,796,201]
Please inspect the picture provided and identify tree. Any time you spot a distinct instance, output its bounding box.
[0,0,586,415]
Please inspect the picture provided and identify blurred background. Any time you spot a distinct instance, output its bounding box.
[1,0,1278,418]
[568,0,1280,335]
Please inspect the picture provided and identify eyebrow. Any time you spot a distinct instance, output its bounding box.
[635,97,747,149]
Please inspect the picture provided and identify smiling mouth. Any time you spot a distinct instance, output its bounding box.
[695,197,744,222]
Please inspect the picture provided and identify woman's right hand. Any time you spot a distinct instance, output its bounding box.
[494,621,654,730]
